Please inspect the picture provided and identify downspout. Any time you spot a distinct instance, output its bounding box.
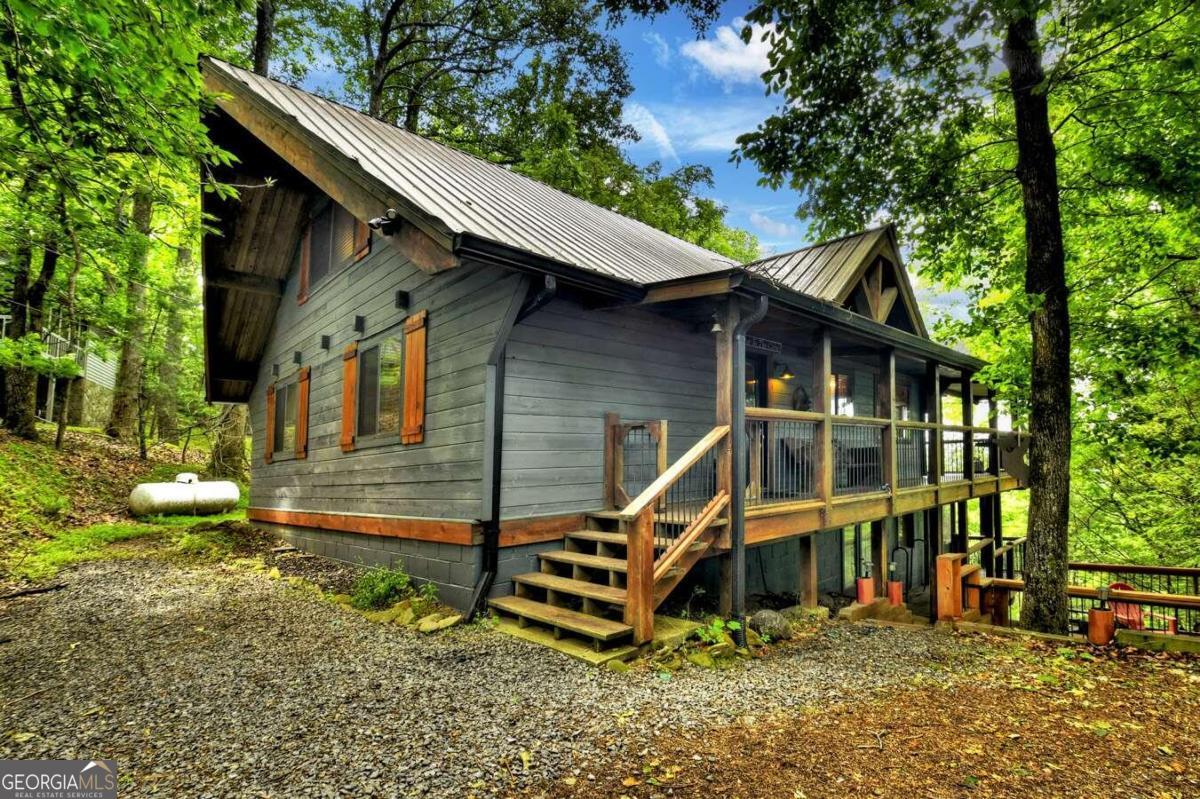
[466,275,555,620]
[730,294,769,644]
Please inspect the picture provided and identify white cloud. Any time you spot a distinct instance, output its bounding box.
[622,99,772,158]
[679,18,774,86]
[749,210,798,239]
[643,32,671,68]
[622,102,678,163]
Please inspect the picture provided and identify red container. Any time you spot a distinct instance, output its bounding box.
[1087,608,1116,646]
[887,580,904,607]
[856,577,874,605]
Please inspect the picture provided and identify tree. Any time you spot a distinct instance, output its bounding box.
[733,1,1199,632]
[106,188,153,441]
[153,246,193,444]
[209,405,248,480]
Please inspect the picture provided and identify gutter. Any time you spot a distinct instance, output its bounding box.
[455,233,646,304]
[466,275,556,621]
[729,294,769,645]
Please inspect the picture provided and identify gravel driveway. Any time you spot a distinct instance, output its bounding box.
[0,559,987,797]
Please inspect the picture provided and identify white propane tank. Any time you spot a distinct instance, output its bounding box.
[129,473,240,516]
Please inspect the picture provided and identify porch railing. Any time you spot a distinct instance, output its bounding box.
[603,413,668,508]
[620,425,730,643]
[742,407,1016,510]
[745,410,818,507]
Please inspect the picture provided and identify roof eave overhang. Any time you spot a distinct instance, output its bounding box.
[202,59,457,253]
[737,276,986,372]
[455,233,646,303]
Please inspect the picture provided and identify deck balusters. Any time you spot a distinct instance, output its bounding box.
[832,422,885,495]
[744,416,818,507]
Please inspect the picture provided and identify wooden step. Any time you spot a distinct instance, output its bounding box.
[539,550,627,573]
[567,530,706,550]
[489,596,632,641]
[513,572,627,605]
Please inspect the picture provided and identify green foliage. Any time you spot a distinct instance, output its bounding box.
[350,566,412,610]
[735,1,1200,567]
[0,434,71,537]
[0,335,82,378]
[6,522,164,582]
[694,616,741,645]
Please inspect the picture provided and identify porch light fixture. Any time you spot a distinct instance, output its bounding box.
[773,362,795,380]
[354,315,366,333]
[320,335,331,351]
[709,311,723,334]
[293,350,302,365]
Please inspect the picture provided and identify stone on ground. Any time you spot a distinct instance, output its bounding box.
[749,609,793,641]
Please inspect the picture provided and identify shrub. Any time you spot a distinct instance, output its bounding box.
[350,566,412,610]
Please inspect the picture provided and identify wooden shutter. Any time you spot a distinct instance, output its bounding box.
[353,220,371,262]
[340,342,358,452]
[264,383,276,464]
[295,366,311,459]
[298,227,312,305]
[401,310,427,444]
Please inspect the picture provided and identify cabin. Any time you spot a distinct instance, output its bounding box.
[200,57,1029,656]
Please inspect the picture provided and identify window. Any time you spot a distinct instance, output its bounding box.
[272,380,298,455]
[357,334,404,439]
[834,373,853,416]
[302,202,370,298]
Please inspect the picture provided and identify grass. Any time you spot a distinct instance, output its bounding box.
[5,510,247,582]
[0,425,249,583]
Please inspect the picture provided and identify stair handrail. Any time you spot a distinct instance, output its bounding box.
[619,425,730,644]
[619,425,729,522]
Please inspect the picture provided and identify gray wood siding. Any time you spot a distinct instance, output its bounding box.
[500,297,717,518]
[248,232,524,520]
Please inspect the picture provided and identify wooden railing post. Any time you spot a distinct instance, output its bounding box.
[715,299,738,557]
[961,370,975,482]
[925,361,941,485]
[813,328,833,519]
[603,412,619,509]
[624,507,656,644]
[879,348,896,500]
[936,553,963,621]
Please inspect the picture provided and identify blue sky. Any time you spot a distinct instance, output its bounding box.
[610,4,812,256]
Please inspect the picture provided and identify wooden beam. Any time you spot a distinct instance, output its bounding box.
[871,519,888,597]
[205,267,286,297]
[925,360,942,484]
[879,348,896,501]
[813,328,834,519]
[715,298,738,549]
[247,507,481,545]
[800,534,819,607]
[642,274,737,304]
[623,510,656,644]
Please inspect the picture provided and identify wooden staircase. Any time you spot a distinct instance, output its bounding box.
[489,512,726,651]
[490,426,732,652]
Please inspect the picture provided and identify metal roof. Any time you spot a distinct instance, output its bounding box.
[744,226,892,301]
[203,58,738,286]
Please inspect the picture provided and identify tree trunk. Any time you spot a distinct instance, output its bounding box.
[252,0,275,77]
[3,233,35,438]
[154,246,191,444]
[1004,12,1072,634]
[107,188,153,441]
[53,376,72,450]
[209,404,248,480]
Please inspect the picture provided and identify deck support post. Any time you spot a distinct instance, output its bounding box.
[714,299,737,615]
[936,553,963,620]
[799,534,818,607]
[871,519,888,597]
[926,506,943,623]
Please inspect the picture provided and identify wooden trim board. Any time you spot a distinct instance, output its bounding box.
[248,507,482,545]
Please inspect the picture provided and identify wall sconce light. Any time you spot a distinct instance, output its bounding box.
[395,290,410,310]
[354,315,366,334]
[272,364,279,378]
[710,311,723,334]
[293,351,302,365]
[320,335,331,351]
[773,362,795,380]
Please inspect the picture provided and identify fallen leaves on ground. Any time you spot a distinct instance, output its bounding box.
[551,636,1200,799]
